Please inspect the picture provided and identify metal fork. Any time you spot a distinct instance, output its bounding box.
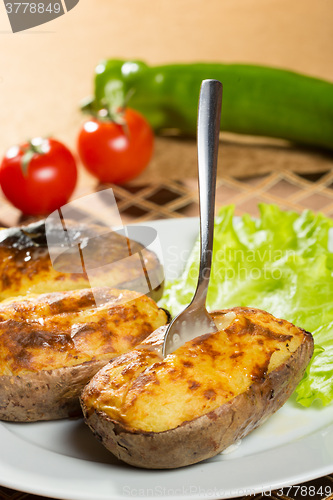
[162,79,223,357]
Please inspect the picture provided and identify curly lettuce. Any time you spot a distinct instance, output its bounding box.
[160,203,333,407]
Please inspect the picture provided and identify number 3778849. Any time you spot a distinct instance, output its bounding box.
[5,3,61,14]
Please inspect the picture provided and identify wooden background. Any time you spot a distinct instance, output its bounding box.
[0,0,332,186]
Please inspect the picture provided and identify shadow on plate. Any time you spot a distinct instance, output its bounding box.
[64,418,127,467]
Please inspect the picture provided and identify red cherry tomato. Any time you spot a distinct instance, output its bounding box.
[77,108,154,184]
[0,138,77,215]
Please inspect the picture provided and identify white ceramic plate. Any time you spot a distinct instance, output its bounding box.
[1,217,333,500]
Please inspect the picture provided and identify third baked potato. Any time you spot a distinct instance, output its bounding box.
[0,219,164,302]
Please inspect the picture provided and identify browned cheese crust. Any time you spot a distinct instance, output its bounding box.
[0,288,168,421]
[81,307,314,469]
[0,220,164,302]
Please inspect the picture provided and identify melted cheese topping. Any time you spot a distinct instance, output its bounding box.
[83,307,309,433]
[0,288,168,375]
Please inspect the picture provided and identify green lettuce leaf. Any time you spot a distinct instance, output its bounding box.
[160,203,333,407]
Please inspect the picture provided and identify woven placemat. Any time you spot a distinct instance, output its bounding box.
[1,169,333,228]
[0,169,333,500]
[115,168,333,222]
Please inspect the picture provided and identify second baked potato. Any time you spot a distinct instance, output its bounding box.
[0,287,169,422]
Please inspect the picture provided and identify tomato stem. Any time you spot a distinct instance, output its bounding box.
[21,139,47,176]
[80,89,136,130]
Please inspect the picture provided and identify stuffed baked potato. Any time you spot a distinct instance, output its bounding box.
[0,287,169,422]
[0,219,164,302]
[81,306,314,469]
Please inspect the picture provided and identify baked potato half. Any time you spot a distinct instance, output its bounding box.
[0,287,169,422]
[81,306,314,469]
[0,219,164,302]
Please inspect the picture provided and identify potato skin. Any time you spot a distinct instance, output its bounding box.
[0,288,169,422]
[0,361,107,421]
[81,308,314,469]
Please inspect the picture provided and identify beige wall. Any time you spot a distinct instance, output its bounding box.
[0,0,332,153]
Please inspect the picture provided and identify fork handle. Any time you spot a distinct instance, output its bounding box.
[193,79,223,307]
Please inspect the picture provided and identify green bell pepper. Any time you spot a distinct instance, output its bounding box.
[85,59,333,151]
